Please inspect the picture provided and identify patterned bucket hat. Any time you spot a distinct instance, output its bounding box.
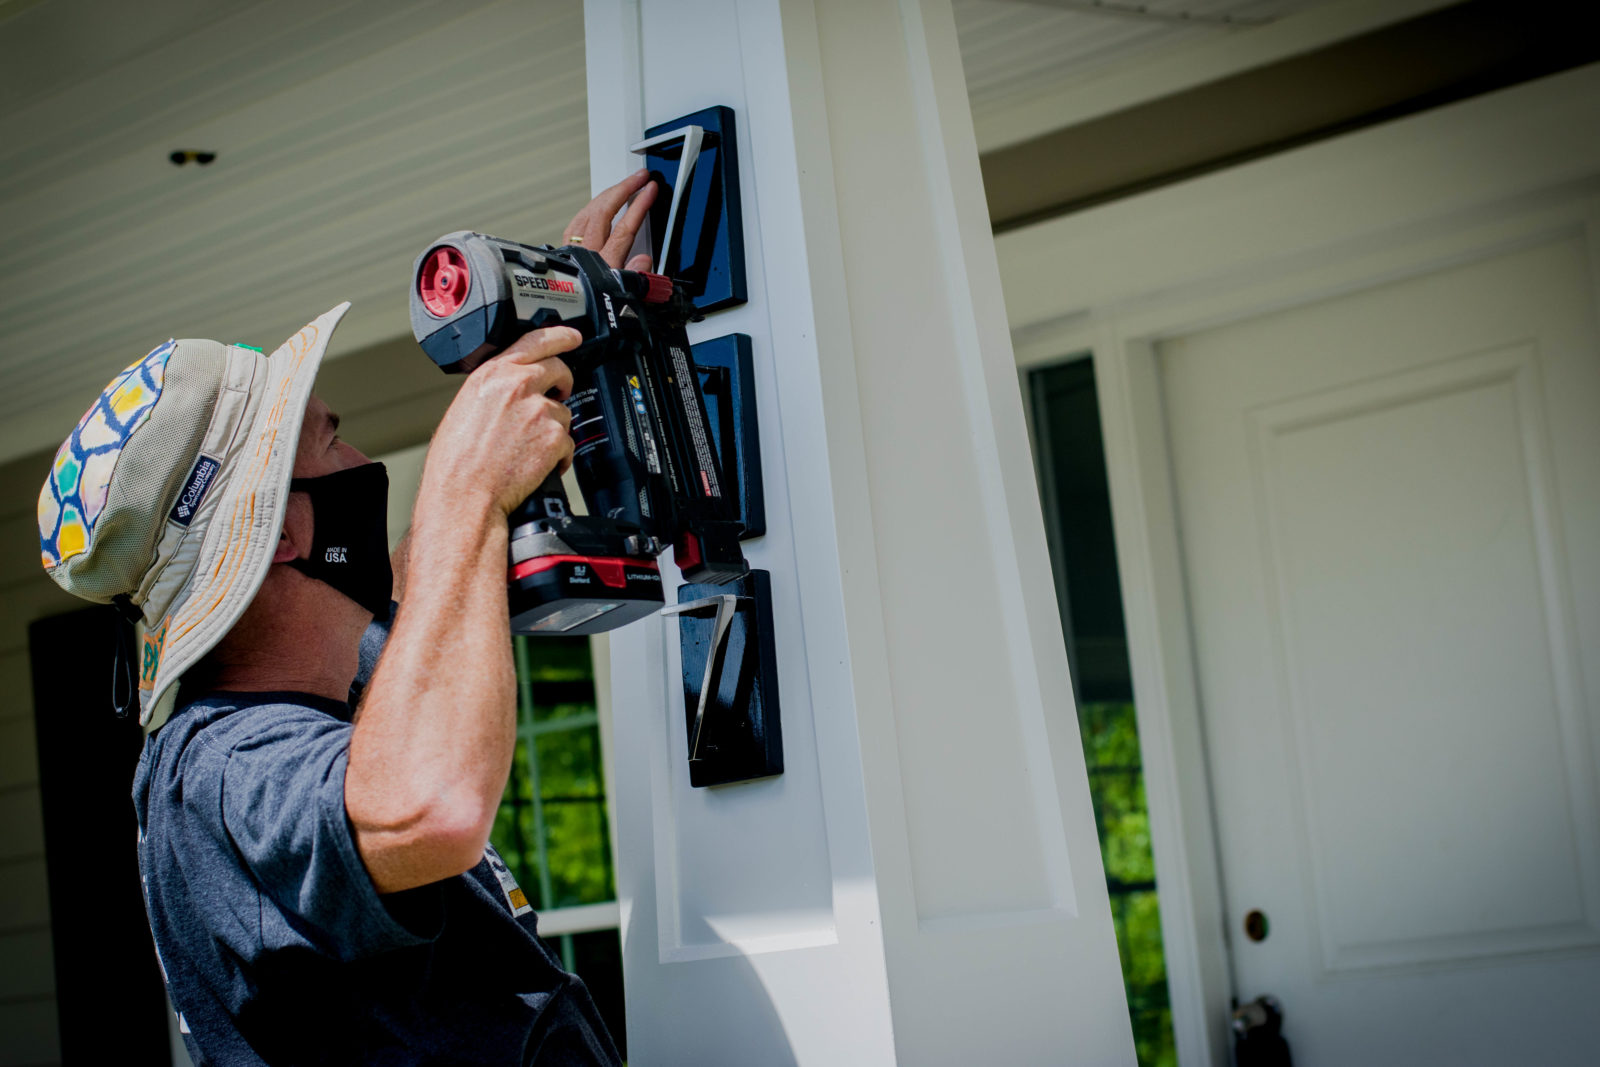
[38,304,350,726]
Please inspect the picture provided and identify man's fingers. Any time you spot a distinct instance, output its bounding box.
[565,169,650,245]
[500,326,581,364]
[625,252,654,272]
[545,393,573,431]
[588,169,651,227]
[536,412,576,479]
[602,180,658,268]
[552,433,576,478]
[525,358,574,403]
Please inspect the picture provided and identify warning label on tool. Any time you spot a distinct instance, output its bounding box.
[625,374,663,477]
[668,344,722,500]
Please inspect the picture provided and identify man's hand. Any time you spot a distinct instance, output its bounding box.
[425,326,579,517]
[563,168,658,271]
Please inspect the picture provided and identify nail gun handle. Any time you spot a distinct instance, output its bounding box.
[509,470,573,529]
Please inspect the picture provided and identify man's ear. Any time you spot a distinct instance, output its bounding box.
[274,497,311,564]
[272,527,299,564]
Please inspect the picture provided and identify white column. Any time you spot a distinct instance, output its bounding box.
[585,2,1134,1063]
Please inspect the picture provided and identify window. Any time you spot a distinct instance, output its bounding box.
[1028,357,1175,1067]
[1079,700,1170,1066]
[490,634,626,1057]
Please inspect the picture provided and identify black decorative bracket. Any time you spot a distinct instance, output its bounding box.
[631,107,771,787]
[663,570,782,788]
[631,105,746,314]
[692,333,764,539]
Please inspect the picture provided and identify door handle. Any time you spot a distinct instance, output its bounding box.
[1232,995,1292,1067]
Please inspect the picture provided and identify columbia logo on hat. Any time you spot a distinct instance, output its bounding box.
[168,455,221,527]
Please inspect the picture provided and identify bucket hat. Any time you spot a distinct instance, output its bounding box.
[38,304,350,726]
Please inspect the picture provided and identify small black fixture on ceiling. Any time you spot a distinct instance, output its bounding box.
[169,150,216,166]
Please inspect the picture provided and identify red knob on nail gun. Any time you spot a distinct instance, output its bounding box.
[640,272,673,304]
[418,246,470,317]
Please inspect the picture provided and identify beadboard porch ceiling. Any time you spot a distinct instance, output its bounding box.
[0,0,1368,466]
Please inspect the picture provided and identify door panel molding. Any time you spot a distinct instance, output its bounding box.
[1247,341,1600,978]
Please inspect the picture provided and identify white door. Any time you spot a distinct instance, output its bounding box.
[1160,233,1600,1065]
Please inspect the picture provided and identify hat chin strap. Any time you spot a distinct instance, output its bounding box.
[110,593,143,720]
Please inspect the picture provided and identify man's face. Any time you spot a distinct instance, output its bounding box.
[293,395,371,479]
[276,395,375,569]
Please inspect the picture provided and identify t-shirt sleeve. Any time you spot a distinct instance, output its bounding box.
[213,709,436,960]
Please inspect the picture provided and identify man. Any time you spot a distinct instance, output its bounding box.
[36,172,657,1065]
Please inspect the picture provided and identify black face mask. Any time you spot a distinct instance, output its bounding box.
[286,463,394,618]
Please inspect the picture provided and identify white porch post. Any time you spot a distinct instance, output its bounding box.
[584,2,1133,1063]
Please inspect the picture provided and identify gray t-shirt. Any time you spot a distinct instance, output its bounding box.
[131,629,621,1065]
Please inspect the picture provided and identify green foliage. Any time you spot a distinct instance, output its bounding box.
[520,636,595,682]
[1079,702,1176,1067]
[538,726,614,907]
[490,639,615,911]
[1079,701,1145,767]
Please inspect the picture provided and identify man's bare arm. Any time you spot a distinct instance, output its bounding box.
[345,328,575,893]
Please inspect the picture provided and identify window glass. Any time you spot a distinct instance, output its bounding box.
[1029,358,1176,1067]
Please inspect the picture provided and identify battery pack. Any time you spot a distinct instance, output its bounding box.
[508,554,664,635]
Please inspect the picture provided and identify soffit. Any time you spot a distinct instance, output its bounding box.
[0,0,1359,465]
[0,0,588,466]
[954,0,1338,149]
[981,0,1600,229]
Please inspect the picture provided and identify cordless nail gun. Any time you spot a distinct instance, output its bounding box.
[409,231,747,634]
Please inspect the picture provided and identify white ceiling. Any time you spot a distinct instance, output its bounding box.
[0,0,1359,465]
[0,0,588,465]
